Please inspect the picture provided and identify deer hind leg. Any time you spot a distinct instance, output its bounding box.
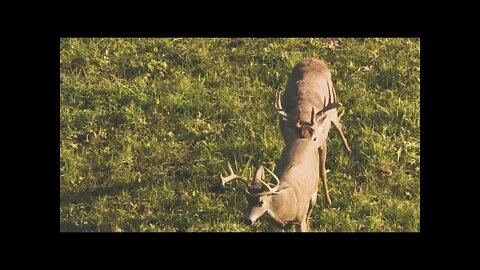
[332,119,352,154]
[319,141,332,207]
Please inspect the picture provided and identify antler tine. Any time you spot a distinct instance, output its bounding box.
[274,91,282,110]
[274,91,288,119]
[338,102,345,120]
[323,102,340,114]
[246,166,283,197]
[310,107,315,125]
[295,109,302,128]
[263,166,280,189]
[220,162,250,188]
[315,101,341,119]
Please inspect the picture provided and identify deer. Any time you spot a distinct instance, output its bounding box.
[220,138,319,232]
[274,57,351,208]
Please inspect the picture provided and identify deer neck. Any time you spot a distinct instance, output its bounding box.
[267,186,297,225]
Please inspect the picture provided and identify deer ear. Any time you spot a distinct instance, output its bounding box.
[314,111,328,126]
[272,186,290,195]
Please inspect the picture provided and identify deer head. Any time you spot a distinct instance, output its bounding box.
[220,163,289,225]
[275,91,339,143]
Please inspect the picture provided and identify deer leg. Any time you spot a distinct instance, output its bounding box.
[267,220,286,232]
[304,196,316,232]
[306,198,314,221]
[306,192,317,223]
[299,221,308,232]
[320,141,332,207]
[267,224,284,232]
[332,119,352,154]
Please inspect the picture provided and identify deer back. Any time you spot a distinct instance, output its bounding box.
[275,138,319,193]
[268,138,319,220]
[280,58,340,147]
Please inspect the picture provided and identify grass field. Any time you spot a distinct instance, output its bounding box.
[60,38,420,232]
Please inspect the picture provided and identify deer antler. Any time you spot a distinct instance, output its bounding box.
[315,102,340,119]
[337,102,345,120]
[274,91,288,119]
[295,111,302,128]
[247,166,287,197]
[310,107,315,125]
[220,162,250,188]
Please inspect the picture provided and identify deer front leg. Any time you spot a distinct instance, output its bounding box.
[319,140,332,207]
[267,223,284,232]
[332,119,352,154]
[299,221,308,232]
[303,197,316,232]
[266,217,288,232]
[306,193,317,224]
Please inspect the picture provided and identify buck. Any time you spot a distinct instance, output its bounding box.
[274,58,351,207]
[220,138,319,232]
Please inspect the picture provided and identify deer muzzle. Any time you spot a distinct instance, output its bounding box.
[243,218,254,225]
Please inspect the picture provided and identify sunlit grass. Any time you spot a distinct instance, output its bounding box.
[60,38,420,232]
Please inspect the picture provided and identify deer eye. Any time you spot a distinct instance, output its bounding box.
[258,201,264,207]
[313,137,317,141]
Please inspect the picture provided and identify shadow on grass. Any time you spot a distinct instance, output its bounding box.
[60,181,147,207]
[60,220,98,232]
[60,216,160,232]
[60,181,151,232]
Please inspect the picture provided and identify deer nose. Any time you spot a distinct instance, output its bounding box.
[243,218,253,225]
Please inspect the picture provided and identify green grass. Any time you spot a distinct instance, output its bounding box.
[60,38,420,232]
